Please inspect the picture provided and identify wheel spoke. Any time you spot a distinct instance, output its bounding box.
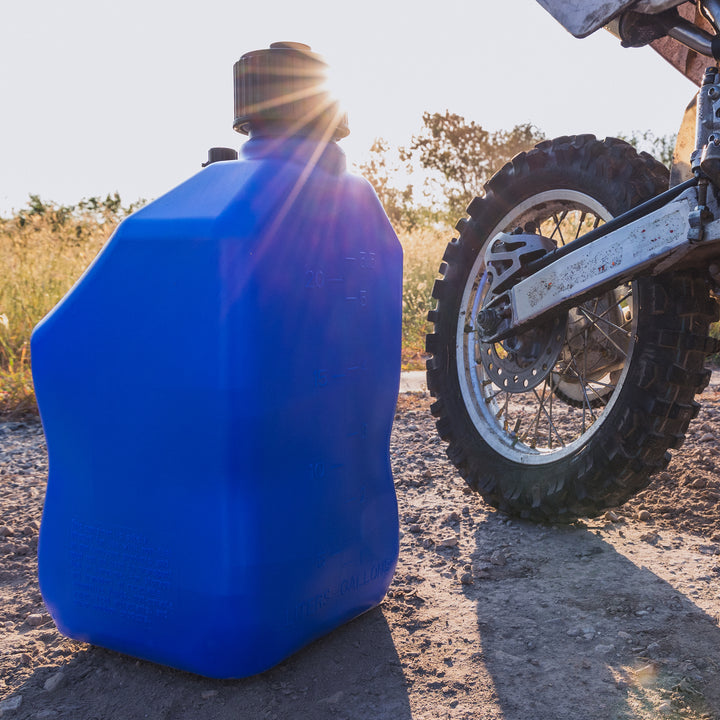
[574,211,587,241]
[612,288,633,308]
[549,211,569,245]
[495,393,509,422]
[530,381,567,448]
[576,306,631,358]
[579,302,632,336]
[562,346,601,426]
[522,382,547,448]
[484,387,505,404]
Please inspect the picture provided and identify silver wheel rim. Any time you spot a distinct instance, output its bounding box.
[456,190,637,465]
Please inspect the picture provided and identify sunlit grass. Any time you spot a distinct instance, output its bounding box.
[0,206,115,417]
[399,226,446,371]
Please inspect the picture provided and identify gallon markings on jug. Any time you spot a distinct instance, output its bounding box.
[313,370,329,388]
[344,290,369,306]
[358,251,377,269]
[284,556,395,627]
[70,519,172,624]
[304,270,325,288]
[313,361,365,389]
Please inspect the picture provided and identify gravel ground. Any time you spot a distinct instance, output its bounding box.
[2,378,720,720]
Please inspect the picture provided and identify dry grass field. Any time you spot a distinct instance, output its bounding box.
[0,198,445,416]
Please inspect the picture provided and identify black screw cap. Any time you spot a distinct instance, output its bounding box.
[233,42,349,140]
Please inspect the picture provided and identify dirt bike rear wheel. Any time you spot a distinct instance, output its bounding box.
[426,135,718,521]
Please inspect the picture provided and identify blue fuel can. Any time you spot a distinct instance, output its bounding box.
[31,43,402,678]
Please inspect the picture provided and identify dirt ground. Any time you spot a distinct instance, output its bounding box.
[2,378,720,720]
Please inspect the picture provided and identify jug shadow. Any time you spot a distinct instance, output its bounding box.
[459,515,720,720]
[9,606,411,720]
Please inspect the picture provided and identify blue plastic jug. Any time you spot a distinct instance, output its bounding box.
[31,43,403,678]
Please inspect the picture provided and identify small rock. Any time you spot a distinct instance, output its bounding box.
[693,477,708,488]
[616,679,629,690]
[699,433,716,444]
[646,641,661,658]
[317,690,344,705]
[569,625,594,639]
[43,671,65,692]
[0,695,22,712]
[26,613,49,627]
[437,535,459,548]
[604,510,621,523]
[19,653,32,666]
[494,650,523,664]
[0,525,13,537]
[459,572,473,586]
[617,631,631,641]
[408,524,422,534]
[201,690,218,699]
[637,510,652,522]
[657,702,673,715]
[594,644,614,654]
[489,549,507,566]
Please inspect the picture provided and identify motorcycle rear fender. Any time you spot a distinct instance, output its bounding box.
[536,0,685,37]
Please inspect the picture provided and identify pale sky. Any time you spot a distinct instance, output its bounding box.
[0,0,699,216]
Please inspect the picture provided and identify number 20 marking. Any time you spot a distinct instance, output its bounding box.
[305,270,325,288]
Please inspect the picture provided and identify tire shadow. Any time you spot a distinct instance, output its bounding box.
[461,515,720,720]
[8,606,411,720]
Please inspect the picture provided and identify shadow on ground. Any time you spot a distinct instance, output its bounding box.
[10,607,410,720]
[464,518,720,720]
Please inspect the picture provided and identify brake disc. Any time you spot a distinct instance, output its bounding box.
[476,230,567,393]
[478,313,567,393]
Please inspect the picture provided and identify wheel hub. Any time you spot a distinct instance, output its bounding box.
[479,313,567,392]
